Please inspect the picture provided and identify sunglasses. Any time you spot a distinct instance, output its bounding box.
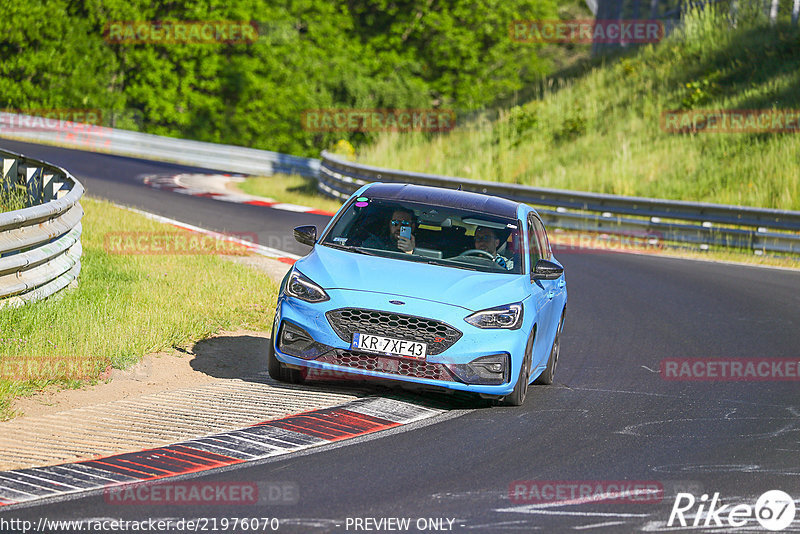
[390,220,412,227]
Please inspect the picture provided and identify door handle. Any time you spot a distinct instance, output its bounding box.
[557,280,566,288]
[547,290,555,299]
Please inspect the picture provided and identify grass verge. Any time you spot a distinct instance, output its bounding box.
[0,197,278,420]
[0,185,29,213]
[235,173,342,214]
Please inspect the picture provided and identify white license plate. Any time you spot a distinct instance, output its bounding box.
[351,333,427,359]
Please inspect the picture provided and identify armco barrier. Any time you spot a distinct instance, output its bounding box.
[319,151,800,255]
[3,112,797,255]
[0,148,83,308]
[0,111,319,178]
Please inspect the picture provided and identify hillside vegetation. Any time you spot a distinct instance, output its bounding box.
[359,7,800,210]
[0,0,560,157]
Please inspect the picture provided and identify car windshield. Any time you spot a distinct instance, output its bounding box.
[321,198,523,274]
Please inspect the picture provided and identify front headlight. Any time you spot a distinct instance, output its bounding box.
[285,268,329,303]
[464,302,523,329]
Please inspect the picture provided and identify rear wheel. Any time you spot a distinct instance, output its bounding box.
[535,309,565,385]
[501,328,535,406]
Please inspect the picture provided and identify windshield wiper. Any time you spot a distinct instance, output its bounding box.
[417,258,481,271]
[321,242,377,255]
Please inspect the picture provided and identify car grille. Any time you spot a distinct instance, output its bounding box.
[316,351,456,382]
[325,308,462,355]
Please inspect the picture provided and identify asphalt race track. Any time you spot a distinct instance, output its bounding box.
[0,138,328,258]
[1,139,799,533]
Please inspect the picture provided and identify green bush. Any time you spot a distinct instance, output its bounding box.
[0,0,558,157]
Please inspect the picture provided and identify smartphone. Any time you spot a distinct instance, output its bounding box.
[400,226,412,240]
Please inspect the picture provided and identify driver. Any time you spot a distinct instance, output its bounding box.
[474,226,511,269]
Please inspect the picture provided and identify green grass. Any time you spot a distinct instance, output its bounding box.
[0,185,29,213]
[236,173,343,214]
[358,6,800,211]
[0,197,279,420]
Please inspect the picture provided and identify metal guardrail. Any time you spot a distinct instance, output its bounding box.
[0,111,320,178]
[3,112,797,255]
[0,148,83,308]
[319,151,800,255]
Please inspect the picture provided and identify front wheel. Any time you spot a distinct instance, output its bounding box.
[267,333,305,384]
[534,310,565,385]
[501,328,535,406]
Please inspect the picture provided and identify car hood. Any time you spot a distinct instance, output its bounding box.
[295,244,529,312]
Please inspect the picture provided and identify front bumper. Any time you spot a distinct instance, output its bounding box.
[273,289,531,396]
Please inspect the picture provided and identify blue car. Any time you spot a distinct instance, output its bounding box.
[268,183,567,405]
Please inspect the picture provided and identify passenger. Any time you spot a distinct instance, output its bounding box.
[363,207,417,253]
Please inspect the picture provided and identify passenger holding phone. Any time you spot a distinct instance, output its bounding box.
[362,207,417,253]
[389,208,416,253]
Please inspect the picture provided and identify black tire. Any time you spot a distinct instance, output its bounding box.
[267,325,306,384]
[535,309,565,385]
[267,334,284,380]
[283,365,306,384]
[501,327,535,406]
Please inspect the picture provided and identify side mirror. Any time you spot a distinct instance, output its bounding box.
[532,259,563,280]
[293,225,317,246]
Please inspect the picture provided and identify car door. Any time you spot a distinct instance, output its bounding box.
[532,214,566,305]
[527,214,557,371]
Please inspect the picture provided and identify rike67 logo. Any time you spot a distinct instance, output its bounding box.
[669,490,796,531]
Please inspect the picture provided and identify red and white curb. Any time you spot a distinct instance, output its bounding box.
[142,173,336,216]
[0,397,444,508]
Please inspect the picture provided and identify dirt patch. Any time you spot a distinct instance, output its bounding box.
[10,328,270,420]
[9,254,290,421]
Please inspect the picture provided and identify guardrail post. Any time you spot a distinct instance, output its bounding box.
[42,170,57,202]
[23,165,44,206]
[1,157,18,196]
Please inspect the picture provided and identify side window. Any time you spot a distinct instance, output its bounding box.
[531,216,551,260]
[527,217,542,272]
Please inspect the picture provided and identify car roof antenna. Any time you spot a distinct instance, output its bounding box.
[457,184,462,191]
